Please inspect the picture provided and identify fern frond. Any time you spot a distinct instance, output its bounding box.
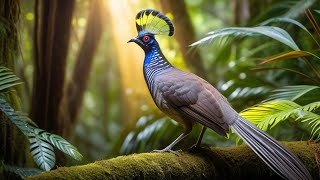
[264,85,320,102]
[0,66,22,91]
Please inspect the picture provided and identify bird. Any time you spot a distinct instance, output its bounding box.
[128,9,312,180]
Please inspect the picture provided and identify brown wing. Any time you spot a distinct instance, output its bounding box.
[155,69,229,136]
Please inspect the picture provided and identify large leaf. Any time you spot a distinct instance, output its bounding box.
[260,17,308,32]
[0,98,83,170]
[40,130,83,161]
[191,26,300,50]
[260,17,320,47]
[240,100,300,130]
[0,66,22,91]
[29,129,56,171]
[0,98,35,135]
[264,85,320,102]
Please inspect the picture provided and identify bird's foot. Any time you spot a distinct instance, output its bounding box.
[188,144,209,153]
[188,144,202,153]
[152,149,182,156]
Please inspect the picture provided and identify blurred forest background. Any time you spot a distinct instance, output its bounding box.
[1,0,320,177]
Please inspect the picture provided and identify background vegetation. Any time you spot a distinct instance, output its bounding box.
[1,0,320,178]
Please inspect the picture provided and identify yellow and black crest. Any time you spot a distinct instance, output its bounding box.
[135,9,174,36]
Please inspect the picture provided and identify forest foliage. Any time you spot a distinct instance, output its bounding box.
[1,0,320,178]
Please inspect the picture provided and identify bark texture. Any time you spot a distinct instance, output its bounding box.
[59,0,105,136]
[30,0,75,134]
[28,141,319,179]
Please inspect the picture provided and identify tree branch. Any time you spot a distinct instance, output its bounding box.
[28,141,319,179]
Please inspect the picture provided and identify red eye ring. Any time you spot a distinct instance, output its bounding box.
[143,35,150,42]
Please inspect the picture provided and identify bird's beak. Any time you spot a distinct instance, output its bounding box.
[127,37,137,43]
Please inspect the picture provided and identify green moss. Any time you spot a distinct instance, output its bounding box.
[28,141,319,180]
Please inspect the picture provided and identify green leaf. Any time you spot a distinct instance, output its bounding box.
[264,85,320,102]
[0,66,22,91]
[282,0,316,19]
[259,51,314,65]
[29,129,56,171]
[314,10,320,14]
[300,101,320,112]
[260,17,320,47]
[40,131,83,161]
[0,98,34,135]
[260,17,308,31]
[240,100,300,130]
[191,26,300,50]
[0,98,82,171]
[296,111,320,139]
[3,164,43,178]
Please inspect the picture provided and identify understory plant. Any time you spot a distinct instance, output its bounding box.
[192,6,320,140]
[0,66,82,177]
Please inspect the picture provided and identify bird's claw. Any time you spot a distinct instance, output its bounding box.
[152,149,182,156]
[188,144,209,153]
[188,144,201,153]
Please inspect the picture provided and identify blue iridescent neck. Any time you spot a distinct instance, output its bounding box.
[143,42,172,91]
[143,43,172,70]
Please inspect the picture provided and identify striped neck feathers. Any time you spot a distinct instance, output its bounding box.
[143,43,172,71]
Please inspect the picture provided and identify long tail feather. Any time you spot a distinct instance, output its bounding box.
[230,116,312,180]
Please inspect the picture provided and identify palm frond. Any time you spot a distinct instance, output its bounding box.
[240,100,300,130]
[260,17,320,47]
[260,17,308,32]
[241,100,320,139]
[296,111,320,139]
[228,86,269,101]
[191,26,299,50]
[300,101,320,112]
[263,85,320,102]
[282,0,316,19]
[0,66,22,91]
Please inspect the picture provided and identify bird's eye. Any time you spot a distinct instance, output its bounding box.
[143,35,150,42]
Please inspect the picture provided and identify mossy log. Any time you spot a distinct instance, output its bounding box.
[28,141,319,179]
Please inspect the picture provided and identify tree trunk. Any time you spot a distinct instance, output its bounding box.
[27,141,319,179]
[30,0,75,135]
[0,0,31,179]
[59,0,105,136]
[159,0,207,79]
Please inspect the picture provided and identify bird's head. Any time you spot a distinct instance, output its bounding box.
[128,33,156,51]
[128,9,174,52]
